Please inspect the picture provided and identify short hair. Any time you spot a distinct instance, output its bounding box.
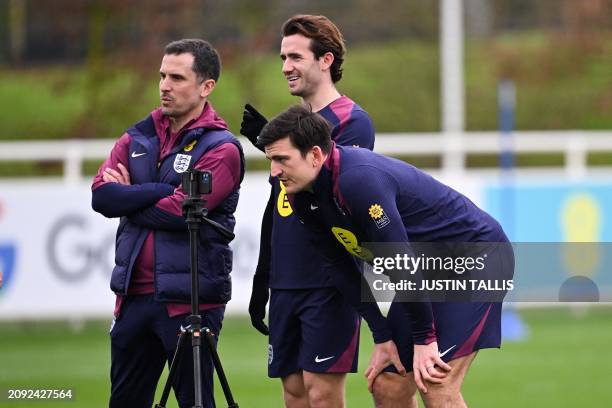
[281,14,346,83]
[164,39,221,82]
[258,105,332,157]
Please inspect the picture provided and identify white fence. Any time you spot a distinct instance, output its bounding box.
[1,131,612,183]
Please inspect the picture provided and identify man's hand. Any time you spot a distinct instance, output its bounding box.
[412,341,452,393]
[248,271,270,335]
[103,163,131,185]
[240,104,268,151]
[365,340,407,392]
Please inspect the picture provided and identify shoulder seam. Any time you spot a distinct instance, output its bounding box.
[338,164,400,194]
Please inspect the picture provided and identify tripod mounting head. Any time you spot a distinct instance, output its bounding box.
[182,169,212,198]
[181,169,235,242]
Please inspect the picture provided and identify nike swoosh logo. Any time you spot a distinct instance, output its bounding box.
[314,355,334,363]
[131,152,147,158]
[310,204,319,210]
[439,345,456,358]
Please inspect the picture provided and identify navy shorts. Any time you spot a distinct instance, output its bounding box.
[109,295,224,408]
[268,287,360,378]
[385,240,512,372]
[386,301,502,372]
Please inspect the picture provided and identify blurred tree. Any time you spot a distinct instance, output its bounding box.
[560,0,611,52]
[7,0,26,64]
[1,0,610,138]
[489,0,612,82]
[465,0,493,38]
[73,0,203,138]
[231,0,277,107]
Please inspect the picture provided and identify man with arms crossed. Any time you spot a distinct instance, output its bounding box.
[92,39,244,408]
[241,15,402,408]
[258,105,513,408]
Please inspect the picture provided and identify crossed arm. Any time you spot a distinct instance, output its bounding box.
[91,134,241,232]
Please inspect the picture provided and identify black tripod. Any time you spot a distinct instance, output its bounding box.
[155,170,239,408]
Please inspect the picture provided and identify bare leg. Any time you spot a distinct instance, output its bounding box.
[372,372,418,408]
[282,371,309,408]
[303,370,347,408]
[420,352,478,408]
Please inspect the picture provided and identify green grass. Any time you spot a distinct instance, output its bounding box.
[465,33,612,131]
[464,307,612,407]
[0,307,611,407]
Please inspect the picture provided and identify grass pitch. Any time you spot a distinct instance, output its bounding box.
[0,307,611,407]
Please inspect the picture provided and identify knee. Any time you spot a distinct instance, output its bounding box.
[284,393,308,408]
[307,387,331,408]
[303,373,345,408]
[421,385,463,408]
[421,353,475,408]
[372,372,417,408]
[284,386,308,408]
[307,385,345,408]
[372,373,394,397]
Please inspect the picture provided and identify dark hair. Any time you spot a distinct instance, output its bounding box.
[258,105,332,157]
[164,39,221,82]
[281,14,346,83]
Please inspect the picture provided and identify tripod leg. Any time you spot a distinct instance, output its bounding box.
[155,329,189,408]
[203,327,239,408]
[192,329,204,408]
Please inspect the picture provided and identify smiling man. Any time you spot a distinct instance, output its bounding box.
[91,39,244,408]
[259,105,514,408]
[239,15,396,408]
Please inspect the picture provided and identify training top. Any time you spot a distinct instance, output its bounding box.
[292,144,508,344]
[266,96,375,289]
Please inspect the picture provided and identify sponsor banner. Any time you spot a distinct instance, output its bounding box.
[485,181,612,242]
[0,173,269,319]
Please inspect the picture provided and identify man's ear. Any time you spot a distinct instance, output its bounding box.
[319,52,334,71]
[311,146,325,167]
[200,78,216,98]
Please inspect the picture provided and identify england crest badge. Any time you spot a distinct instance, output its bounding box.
[173,154,192,173]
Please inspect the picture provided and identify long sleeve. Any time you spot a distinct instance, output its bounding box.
[128,143,241,231]
[339,166,436,345]
[92,182,176,218]
[255,188,274,275]
[291,190,392,343]
[326,254,393,343]
[91,133,175,218]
